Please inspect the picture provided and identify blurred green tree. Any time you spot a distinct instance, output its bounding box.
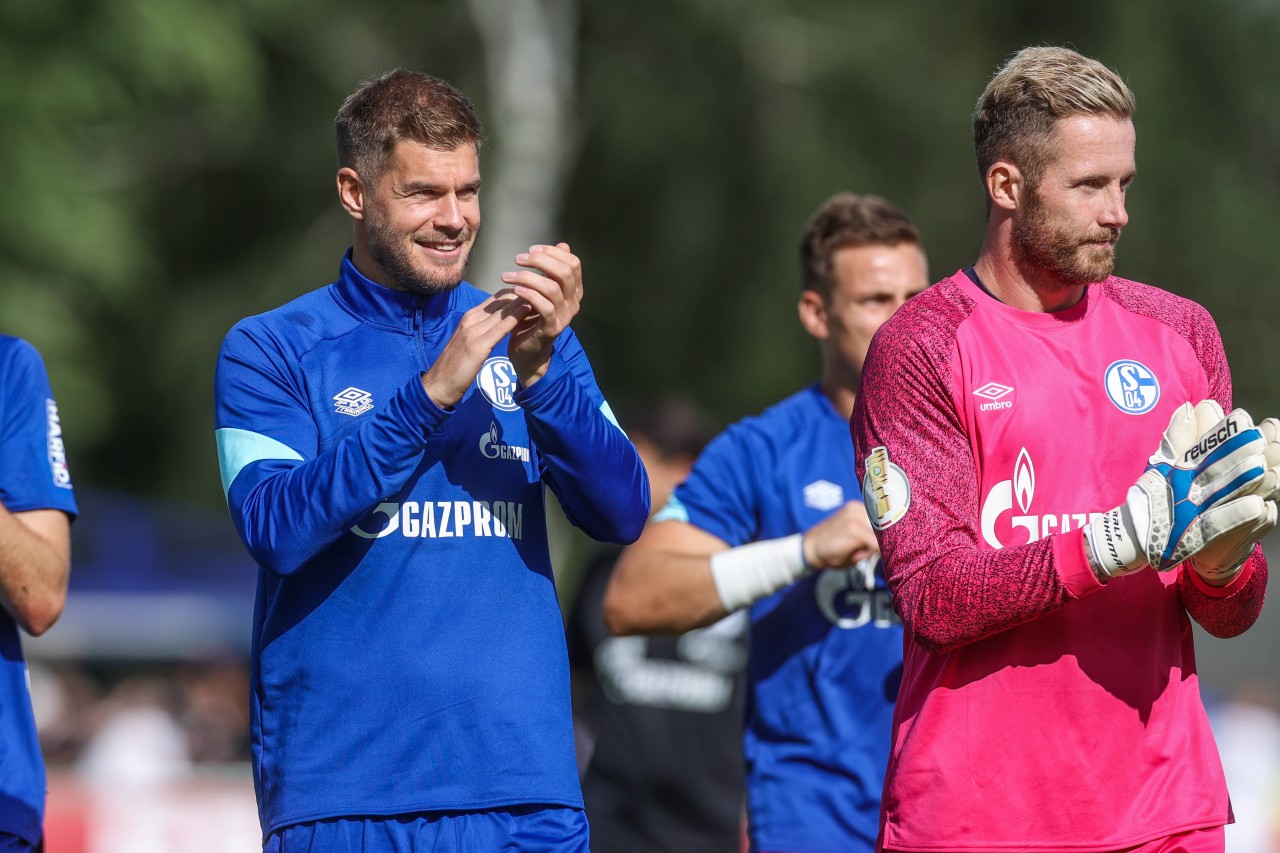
[1,0,1277,511]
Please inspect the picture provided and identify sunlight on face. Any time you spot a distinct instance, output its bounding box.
[1013,115,1136,288]
[825,242,929,377]
[361,141,483,295]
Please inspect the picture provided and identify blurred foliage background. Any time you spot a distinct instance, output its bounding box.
[3,1,1279,674]
[4,0,1278,505]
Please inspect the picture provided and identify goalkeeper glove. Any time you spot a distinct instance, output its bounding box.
[1188,417,1280,583]
[1084,400,1268,579]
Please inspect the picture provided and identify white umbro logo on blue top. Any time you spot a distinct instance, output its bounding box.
[334,387,374,416]
[1103,360,1160,415]
[804,480,844,511]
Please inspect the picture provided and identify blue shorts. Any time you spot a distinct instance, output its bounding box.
[264,806,590,852]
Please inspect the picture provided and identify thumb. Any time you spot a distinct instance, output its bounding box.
[1191,399,1228,436]
[1159,402,1199,461]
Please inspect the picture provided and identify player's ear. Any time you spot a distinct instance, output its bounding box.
[798,290,830,341]
[986,160,1022,211]
[337,167,367,220]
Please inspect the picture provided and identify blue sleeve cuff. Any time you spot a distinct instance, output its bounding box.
[512,352,571,411]
[404,375,453,435]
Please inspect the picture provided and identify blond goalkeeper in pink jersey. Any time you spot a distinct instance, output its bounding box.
[852,46,1280,853]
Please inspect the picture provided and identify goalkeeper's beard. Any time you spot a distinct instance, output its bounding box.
[1013,189,1121,288]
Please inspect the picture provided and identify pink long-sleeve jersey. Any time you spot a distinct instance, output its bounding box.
[851,270,1268,852]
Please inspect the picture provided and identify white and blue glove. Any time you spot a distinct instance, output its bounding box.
[1084,401,1274,580]
[1188,416,1280,583]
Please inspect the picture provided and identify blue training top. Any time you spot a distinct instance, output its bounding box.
[0,337,77,845]
[215,253,649,835]
[658,384,902,853]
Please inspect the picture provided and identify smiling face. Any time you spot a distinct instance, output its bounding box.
[1011,114,1136,288]
[348,140,482,295]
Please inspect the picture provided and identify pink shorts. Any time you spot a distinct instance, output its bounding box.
[879,825,1225,853]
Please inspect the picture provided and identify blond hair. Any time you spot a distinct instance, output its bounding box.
[973,46,1135,188]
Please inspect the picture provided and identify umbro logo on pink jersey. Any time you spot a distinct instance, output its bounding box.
[973,382,1013,411]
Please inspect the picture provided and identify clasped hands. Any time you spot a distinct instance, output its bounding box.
[422,243,581,409]
[1085,400,1280,585]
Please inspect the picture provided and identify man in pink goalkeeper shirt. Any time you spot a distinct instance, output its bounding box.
[851,46,1280,853]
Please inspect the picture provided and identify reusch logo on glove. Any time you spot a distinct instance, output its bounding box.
[1184,419,1239,465]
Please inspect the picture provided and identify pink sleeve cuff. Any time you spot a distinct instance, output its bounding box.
[1056,531,1105,598]
[1185,554,1256,599]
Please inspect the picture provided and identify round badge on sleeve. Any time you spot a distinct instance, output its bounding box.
[863,446,911,530]
[1103,359,1160,415]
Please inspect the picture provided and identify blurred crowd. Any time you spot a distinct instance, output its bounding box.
[1212,684,1280,852]
[17,625,1280,850]
[29,660,251,783]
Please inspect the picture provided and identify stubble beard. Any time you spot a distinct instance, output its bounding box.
[1012,189,1120,289]
[365,212,476,297]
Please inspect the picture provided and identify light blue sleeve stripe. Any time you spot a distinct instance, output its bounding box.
[652,494,689,523]
[599,400,627,436]
[215,427,304,496]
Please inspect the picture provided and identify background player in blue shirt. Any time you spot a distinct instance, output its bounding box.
[567,398,749,853]
[214,70,648,852]
[0,336,77,852]
[604,193,928,852]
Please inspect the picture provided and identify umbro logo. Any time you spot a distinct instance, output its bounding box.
[973,382,1012,401]
[803,480,844,511]
[973,382,1013,412]
[334,387,374,416]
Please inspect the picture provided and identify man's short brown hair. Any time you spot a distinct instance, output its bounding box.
[973,46,1135,191]
[335,69,484,180]
[800,194,922,299]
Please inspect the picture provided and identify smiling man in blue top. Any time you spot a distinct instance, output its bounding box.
[214,69,649,852]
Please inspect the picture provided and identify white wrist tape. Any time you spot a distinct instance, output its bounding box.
[710,533,811,613]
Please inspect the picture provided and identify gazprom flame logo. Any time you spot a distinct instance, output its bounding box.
[478,421,530,462]
[980,447,1099,547]
[1013,448,1034,514]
